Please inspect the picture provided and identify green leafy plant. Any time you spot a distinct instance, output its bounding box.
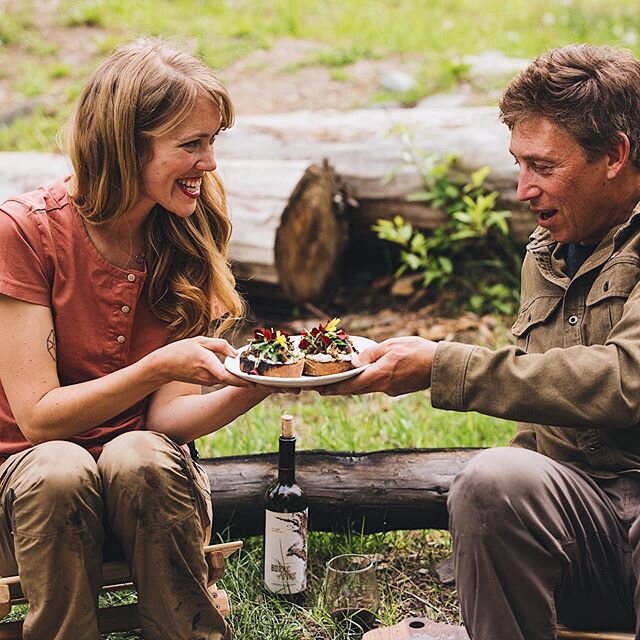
[374,140,522,315]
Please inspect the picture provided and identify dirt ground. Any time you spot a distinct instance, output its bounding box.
[221,38,428,114]
[0,25,428,121]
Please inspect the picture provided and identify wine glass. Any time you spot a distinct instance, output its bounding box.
[323,554,380,637]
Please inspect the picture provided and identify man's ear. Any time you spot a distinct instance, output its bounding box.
[606,132,631,178]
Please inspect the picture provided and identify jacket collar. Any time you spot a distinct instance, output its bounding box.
[524,202,640,287]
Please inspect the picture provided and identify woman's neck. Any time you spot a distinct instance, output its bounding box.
[84,218,147,271]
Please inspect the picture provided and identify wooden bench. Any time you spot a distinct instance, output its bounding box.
[557,627,633,640]
[0,540,242,639]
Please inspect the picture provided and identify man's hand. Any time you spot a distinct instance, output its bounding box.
[319,336,437,397]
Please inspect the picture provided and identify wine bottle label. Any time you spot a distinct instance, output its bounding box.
[264,508,308,594]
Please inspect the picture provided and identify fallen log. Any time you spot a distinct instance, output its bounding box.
[0,108,530,303]
[202,447,482,538]
[0,153,346,303]
[216,106,534,244]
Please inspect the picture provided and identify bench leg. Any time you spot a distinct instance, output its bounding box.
[0,585,10,620]
[209,584,231,618]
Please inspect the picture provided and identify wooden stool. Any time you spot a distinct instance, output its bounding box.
[362,618,634,640]
[0,540,242,639]
[362,617,469,639]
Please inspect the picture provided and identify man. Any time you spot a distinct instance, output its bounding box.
[324,45,640,639]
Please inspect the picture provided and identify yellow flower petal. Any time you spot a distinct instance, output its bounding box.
[325,317,340,333]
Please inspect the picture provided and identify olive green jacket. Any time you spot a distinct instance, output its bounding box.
[431,209,640,477]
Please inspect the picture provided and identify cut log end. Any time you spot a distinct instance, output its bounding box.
[275,161,347,302]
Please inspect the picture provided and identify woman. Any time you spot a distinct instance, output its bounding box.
[0,38,268,640]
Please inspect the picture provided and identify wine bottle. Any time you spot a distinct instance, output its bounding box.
[264,414,308,603]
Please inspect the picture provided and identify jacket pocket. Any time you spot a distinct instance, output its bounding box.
[585,259,640,341]
[512,294,562,351]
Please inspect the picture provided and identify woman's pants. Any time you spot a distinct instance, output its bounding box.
[0,431,230,640]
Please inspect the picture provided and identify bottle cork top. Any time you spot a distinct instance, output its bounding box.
[280,414,294,438]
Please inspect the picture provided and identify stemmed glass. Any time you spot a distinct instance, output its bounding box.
[323,554,380,637]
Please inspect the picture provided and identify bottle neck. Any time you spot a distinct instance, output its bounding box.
[278,436,296,484]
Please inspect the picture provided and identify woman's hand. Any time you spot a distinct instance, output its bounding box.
[148,336,251,387]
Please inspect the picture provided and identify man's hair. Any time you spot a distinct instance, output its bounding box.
[60,38,243,339]
[499,44,640,167]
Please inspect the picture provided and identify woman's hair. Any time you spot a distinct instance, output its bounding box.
[499,44,640,167]
[61,38,244,339]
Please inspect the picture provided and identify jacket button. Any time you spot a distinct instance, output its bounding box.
[127,273,136,282]
[568,315,578,326]
[588,445,598,452]
[603,281,609,292]
[117,335,126,344]
[121,305,130,314]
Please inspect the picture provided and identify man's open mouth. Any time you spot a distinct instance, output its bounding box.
[537,209,557,222]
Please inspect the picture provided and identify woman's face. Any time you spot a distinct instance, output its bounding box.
[139,94,222,218]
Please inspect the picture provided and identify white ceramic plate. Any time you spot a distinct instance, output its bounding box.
[224,336,377,388]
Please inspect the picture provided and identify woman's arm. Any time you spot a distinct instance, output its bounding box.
[145,381,271,444]
[0,295,249,444]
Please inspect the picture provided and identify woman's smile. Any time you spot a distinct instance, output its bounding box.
[176,177,203,199]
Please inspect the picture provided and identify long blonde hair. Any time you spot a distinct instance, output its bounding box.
[61,38,244,339]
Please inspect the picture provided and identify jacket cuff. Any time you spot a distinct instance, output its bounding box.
[431,341,476,411]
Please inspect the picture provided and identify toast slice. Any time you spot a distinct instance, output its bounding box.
[240,355,304,378]
[302,358,354,377]
[239,327,304,378]
[299,317,357,377]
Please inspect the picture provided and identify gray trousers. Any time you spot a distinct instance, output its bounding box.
[0,430,230,640]
[448,447,639,640]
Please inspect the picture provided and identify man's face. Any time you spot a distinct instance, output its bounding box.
[510,116,624,246]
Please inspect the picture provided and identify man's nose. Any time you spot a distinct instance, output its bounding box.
[516,169,541,202]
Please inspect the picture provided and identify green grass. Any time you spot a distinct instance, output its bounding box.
[192,392,512,637]
[181,393,512,640]
[1,0,640,151]
[220,528,459,640]
[196,391,514,458]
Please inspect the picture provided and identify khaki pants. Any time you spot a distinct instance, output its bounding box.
[448,447,639,640]
[0,431,230,640]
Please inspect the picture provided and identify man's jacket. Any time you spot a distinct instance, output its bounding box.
[431,210,640,477]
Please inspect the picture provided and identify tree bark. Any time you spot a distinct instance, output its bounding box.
[219,158,347,302]
[203,448,481,538]
[216,106,534,244]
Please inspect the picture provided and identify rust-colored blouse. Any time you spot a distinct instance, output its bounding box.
[0,177,169,460]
